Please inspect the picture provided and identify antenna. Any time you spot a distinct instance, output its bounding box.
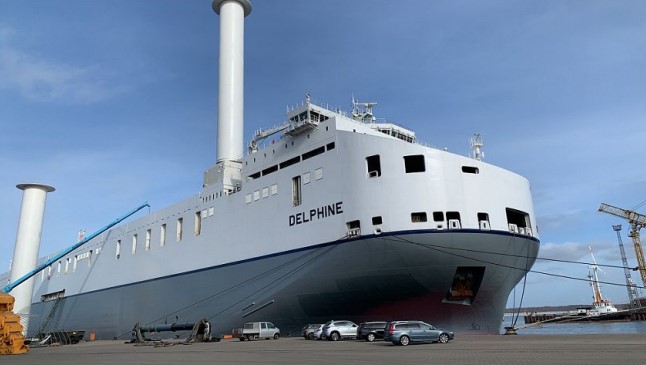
[470,134,484,161]
[351,97,378,123]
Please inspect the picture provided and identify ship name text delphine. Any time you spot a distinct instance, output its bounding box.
[289,202,344,226]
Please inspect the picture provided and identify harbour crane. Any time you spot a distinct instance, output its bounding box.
[598,203,646,288]
[612,225,640,308]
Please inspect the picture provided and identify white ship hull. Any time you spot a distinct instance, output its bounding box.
[3,1,541,340]
[28,230,538,338]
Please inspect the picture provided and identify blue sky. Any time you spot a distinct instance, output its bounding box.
[1,0,645,309]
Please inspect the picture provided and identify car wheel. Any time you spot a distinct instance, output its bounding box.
[239,337,245,341]
[399,335,410,346]
[308,333,314,340]
[274,333,280,340]
[366,333,376,342]
[438,333,450,343]
[330,332,340,341]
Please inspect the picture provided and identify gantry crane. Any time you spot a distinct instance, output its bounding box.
[598,203,646,288]
[612,225,640,307]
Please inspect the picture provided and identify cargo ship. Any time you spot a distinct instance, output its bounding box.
[1,0,539,339]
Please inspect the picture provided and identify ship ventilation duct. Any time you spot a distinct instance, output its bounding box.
[212,0,252,164]
[9,183,55,335]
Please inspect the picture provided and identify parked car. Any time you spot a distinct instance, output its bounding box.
[320,320,358,341]
[302,324,323,340]
[383,321,454,346]
[240,322,280,340]
[357,321,387,342]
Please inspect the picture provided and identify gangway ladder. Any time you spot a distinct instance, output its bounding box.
[36,296,63,339]
[613,225,641,308]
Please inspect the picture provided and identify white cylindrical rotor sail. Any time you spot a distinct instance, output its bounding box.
[10,183,55,334]
[213,0,252,163]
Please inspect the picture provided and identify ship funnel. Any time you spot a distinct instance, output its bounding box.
[10,183,55,334]
[212,0,252,164]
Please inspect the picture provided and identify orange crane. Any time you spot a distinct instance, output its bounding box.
[598,203,646,287]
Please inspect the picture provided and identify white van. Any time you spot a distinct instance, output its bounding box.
[241,322,280,340]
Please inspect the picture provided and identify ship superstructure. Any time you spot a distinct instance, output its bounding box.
[2,0,539,338]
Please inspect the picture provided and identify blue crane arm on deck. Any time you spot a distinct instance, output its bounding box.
[2,202,150,294]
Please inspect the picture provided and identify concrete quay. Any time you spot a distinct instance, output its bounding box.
[3,334,646,365]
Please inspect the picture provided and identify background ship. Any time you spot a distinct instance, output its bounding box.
[2,0,539,339]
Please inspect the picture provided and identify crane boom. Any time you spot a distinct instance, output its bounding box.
[2,202,150,294]
[599,203,646,286]
[599,203,646,226]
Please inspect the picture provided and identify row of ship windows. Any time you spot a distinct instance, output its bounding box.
[247,142,335,181]
[115,208,213,259]
[366,154,479,177]
[41,207,216,280]
[406,209,531,234]
[344,208,532,237]
[245,166,324,205]
[41,247,103,280]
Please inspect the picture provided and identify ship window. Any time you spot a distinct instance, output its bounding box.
[88,250,93,266]
[315,168,323,180]
[372,216,383,225]
[303,172,311,184]
[302,146,325,161]
[245,193,252,203]
[404,155,426,173]
[477,213,490,230]
[279,156,300,169]
[506,208,531,235]
[411,212,427,223]
[346,220,361,237]
[462,166,479,174]
[433,211,444,222]
[177,218,183,242]
[446,211,461,229]
[443,266,486,305]
[262,165,278,176]
[132,234,138,254]
[326,142,335,151]
[262,187,269,198]
[270,184,278,195]
[116,240,121,259]
[57,261,61,276]
[254,190,260,201]
[195,212,202,236]
[145,229,151,251]
[366,155,381,177]
[49,265,53,278]
[292,176,302,206]
[248,171,261,180]
[160,224,166,246]
[65,258,70,274]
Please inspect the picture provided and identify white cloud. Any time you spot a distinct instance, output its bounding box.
[0,27,127,104]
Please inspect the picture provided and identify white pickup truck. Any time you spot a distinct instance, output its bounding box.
[241,322,280,340]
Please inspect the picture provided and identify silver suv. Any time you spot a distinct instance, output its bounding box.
[320,320,358,341]
[384,320,454,346]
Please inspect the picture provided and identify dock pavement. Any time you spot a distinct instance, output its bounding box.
[3,334,646,364]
